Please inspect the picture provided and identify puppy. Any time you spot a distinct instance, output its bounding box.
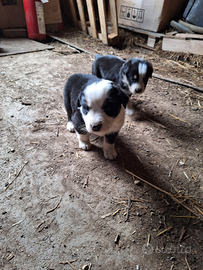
[63,73,129,160]
[92,55,153,115]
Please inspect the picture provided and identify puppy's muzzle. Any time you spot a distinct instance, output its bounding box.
[91,123,102,132]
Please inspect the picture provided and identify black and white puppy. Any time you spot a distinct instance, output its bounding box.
[63,73,129,160]
[92,55,153,115]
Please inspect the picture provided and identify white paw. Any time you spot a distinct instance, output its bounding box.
[79,140,91,150]
[76,132,91,150]
[67,121,75,132]
[125,107,134,115]
[125,100,134,115]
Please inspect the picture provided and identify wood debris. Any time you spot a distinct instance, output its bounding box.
[37,218,55,232]
[59,260,77,270]
[101,212,112,219]
[112,209,120,216]
[6,253,14,261]
[114,234,120,244]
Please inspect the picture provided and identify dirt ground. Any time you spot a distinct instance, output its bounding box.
[1,28,203,270]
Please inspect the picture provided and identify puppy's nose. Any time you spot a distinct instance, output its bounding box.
[91,123,102,132]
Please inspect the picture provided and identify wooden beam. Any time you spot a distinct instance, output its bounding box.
[76,0,87,33]
[118,24,164,38]
[86,0,97,38]
[97,0,108,45]
[108,0,119,45]
[69,0,78,27]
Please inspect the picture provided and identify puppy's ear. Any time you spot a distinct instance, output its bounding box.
[121,60,131,75]
[112,83,129,108]
[147,62,153,78]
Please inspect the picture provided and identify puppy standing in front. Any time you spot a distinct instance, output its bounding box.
[92,55,153,115]
[63,73,129,160]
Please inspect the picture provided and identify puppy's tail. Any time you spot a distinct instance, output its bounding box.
[92,54,103,77]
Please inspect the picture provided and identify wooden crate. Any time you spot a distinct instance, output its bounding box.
[69,0,119,46]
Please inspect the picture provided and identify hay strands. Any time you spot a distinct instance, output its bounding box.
[125,169,202,219]
[156,226,173,237]
[46,195,62,214]
[5,161,28,191]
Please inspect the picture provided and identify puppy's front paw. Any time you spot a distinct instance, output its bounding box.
[126,100,134,115]
[125,107,134,115]
[103,143,117,160]
[104,148,117,160]
[79,141,91,150]
[76,132,91,150]
[67,121,75,132]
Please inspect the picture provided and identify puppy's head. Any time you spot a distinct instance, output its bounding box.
[77,80,128,136]
[121,58,153,94]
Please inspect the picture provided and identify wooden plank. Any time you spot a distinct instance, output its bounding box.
[167,33,203,40]
[147,36,156,48]
[97,0,108,45]
[86,0,97,38]
[69,0,78,27]
[108,0,118,35]
[162,37,203,56]
[76,0,87,33]
[108,33,119,46]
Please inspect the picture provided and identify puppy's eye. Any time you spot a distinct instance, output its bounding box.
[83,104,89,110]
[103,101,120,118]
[82,104,90,115]
[133,75,137,80]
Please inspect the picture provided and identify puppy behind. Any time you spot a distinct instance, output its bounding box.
[63,73,129,160]
[92,55,153,115]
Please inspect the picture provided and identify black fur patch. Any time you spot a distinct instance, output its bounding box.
[102,83,129,117]
[105,132,118,144]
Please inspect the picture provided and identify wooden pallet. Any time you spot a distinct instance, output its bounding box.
[69,0,119,46]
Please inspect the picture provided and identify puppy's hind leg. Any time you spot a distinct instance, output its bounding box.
[76,132,91,150]
[103,132,118,160]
